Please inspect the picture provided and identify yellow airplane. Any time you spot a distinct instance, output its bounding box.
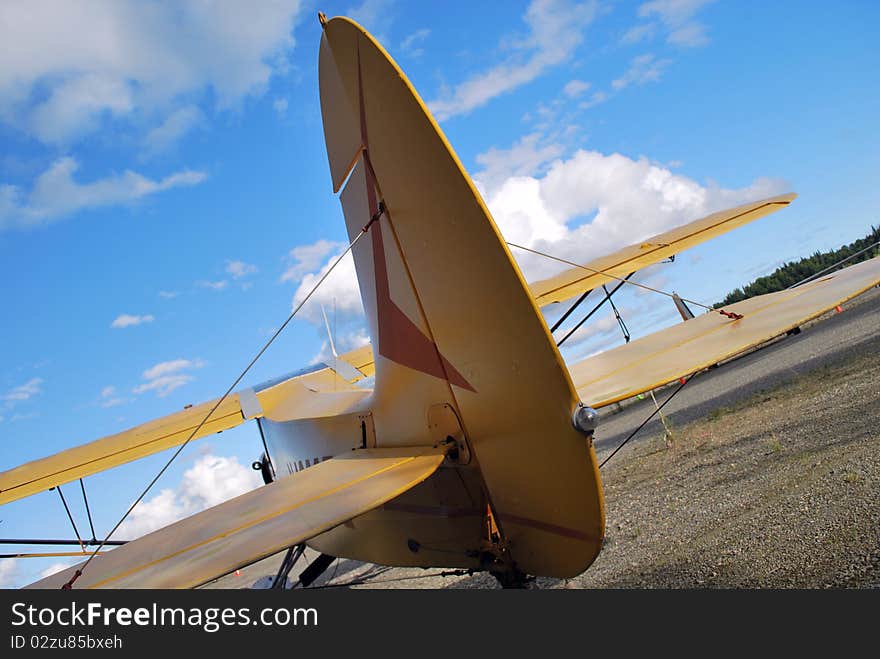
[4,15,880,589]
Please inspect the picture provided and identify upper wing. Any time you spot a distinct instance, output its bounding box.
[570,256,880,408]
[529,193,797,307]
[27,446,446,589]
[0,366,370,506]
[330,195,798,376]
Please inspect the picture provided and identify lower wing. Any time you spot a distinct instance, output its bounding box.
[570,256,880,408]
[0,366,369,506]
[27,446,447,589]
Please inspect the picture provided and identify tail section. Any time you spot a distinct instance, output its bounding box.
[319,17,604,578]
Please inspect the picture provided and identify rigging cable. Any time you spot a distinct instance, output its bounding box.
[62,203,386,589]
[598,374,694,469]
[508,242,743,320]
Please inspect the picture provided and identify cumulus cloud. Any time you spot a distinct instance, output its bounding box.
[563,79,591,98]
[579,90,609,109]
[285,138,785,359]
[0,157,206,231]
[472,140,788,284]
[474,132,564,192]
[225,260,258,279]
[142,106,203,157]
[399,28,430,58]
[621,22,656,44]
[134,358,204,397]
[111,313,154,328]
[2,377,43,403]
[118,453,262,539]
[197,280,228,291]
[291,249,364,328]
[0,0,304,146]
[281,239,346,284]
[347,0,395,43]
[427,0,599,120]
[40,561,76,579]
[0,559,18,588]
[612,54,672,90]
[628,0,714,48]
[272,97,289,117]
[100,385,126,408]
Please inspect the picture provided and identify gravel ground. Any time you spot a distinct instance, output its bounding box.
[209,288,880,590]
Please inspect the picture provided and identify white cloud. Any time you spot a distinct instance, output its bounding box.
[621,22,656,44]
[118,453,262,539]
[612,54,672,90]
[134,375,194,397]
[579,90,609,109]
[134,358,204,397]
[473,141,788,285]
[0,157,206,231]
[143,106,203,157]
[636,0,713,48]
[399,28,430,57]
[347,0,395,42]
[100,385,126,408]
[142,359,201,380]
[0,559,18,588]
[158,290,179,299]
[111,313,155,328]
[2,377,43,402]
[292,249,364,327]
[0,1,305,146]
[225,260,258,279]
[272,97,289,117]
[281,239,346,284]
[563,79,591,98]
[197,280,228,291]
[40,561,76,579]
[474,132,564,192]
[427,0,599,120]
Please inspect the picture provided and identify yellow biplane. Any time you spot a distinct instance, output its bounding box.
[4,15,880,589]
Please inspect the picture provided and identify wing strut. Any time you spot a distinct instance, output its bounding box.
[556,273,635,347]
[604,283,631,344]
[54,485,86,554]
[550,288,593,332]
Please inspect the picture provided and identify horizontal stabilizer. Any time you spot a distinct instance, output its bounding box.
[27,446,446,589]
[0,368,369,505]
[571,256,880,407]
[530,194,797,307]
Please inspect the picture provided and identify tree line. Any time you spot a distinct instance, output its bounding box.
[715,225,880,307]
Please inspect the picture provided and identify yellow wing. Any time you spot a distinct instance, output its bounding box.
[330,195,798,375]
[0,366,370,506]
[27,446,446,589]
[570,256,880,408]
[529,193,797,307]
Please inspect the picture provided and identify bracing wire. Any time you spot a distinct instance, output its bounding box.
[508,241,742,318]
[63,206,385,589]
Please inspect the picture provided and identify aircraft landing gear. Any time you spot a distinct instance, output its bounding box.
[491,566,534,589]
[478,539,534,589]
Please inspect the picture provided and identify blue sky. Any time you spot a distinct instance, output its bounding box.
[1,0,878,587]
